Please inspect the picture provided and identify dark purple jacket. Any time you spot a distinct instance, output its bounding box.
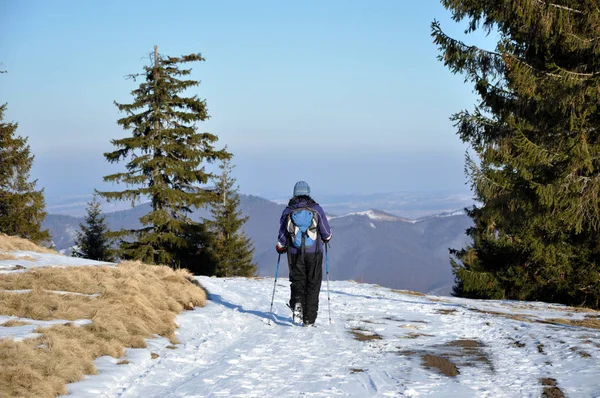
[278,196,332,254]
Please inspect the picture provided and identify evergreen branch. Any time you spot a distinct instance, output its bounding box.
[566,32,600,43]
[534,0,584,14]
[434,21,598,81]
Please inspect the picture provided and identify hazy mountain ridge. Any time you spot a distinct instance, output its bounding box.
[43,194,472,295]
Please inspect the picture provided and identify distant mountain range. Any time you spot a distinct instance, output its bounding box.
[42,195,472,296]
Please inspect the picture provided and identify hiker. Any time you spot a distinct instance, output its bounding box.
[276,181,332,326]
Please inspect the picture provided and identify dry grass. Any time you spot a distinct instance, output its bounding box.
[540,378,566,398]
[391,289,425,297]
[403,332,433,339]
[436,309,458,315]
[423,354,460,377]
[542,318,600,330]
[0,260,206,397]
[1,319,31,327]
[0,253,17,261]
[350,328,383,342]
[0,234,56,254]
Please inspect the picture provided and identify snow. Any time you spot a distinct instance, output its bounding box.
[66,276,600,398]
[331,209,409,222]
[0,250,114,274]
[2,251,599,397]
[0,316,92,341]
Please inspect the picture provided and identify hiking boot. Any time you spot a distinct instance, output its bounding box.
[293,302,303,323]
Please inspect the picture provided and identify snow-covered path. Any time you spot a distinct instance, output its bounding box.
[68,277,600,397]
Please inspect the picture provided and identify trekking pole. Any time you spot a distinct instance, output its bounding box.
[325,243,332,325]
[268,253,282,326]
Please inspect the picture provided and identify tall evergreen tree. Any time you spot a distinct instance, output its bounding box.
[0,103,50,244]
[432,1,600,308]
[206,158,257,277]
[72,195,114,261]
[98,46,230,272]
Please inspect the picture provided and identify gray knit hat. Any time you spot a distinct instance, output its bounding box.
[293,181,311,197]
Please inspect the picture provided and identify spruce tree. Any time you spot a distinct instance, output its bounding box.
[0,103,50,244]
[72,195,114,261]
[207,158,257,277]
[432,1,600,308]
[98,46,230,271]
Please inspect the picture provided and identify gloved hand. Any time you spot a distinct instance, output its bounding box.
[276,242,287,254]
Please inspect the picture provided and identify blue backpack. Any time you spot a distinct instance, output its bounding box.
[286,207,319,251]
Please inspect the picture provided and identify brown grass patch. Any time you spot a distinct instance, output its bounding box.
[446,339,482,349]
[541,318,600,330]
[350,328,383,342]
[116,360,130,365]
[401,339,492,375]
[0,234,56,253]
[403,332,433,339]
[166,345,177,349]
[350,368,365,373]
[0,253,17,260]
[0,260,206,397]
[423,354,459,377]
[436,309,457,315]
[391,289,425,297]
[151,352,159,359]
[469,308,531,323]
[540,378,566,398]
[1,319,31,327]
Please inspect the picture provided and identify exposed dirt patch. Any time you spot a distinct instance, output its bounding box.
[512,341,526,348]
[447,339,482,349]
[400,339,493,377]
[537,344,544,353]
[11,265,27,270]
[423,354,459,377]
[166,345,177,350]
[445,339,493,369]
[579,351,591,358]
[540,378,566,398]
[391,289,425,297]
[541,317,600,330]
[350,328,382,342]
[1,319,31,327]
[436,309,457,315]
[469,308,531,322]
[349,368,365,373]
[402,332,433,339]
[428,298,450,303]
[116,360,130,365]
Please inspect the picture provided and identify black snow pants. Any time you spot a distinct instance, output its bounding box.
[288,251,323,324]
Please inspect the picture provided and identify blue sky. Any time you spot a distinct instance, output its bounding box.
[0,0,496,201]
